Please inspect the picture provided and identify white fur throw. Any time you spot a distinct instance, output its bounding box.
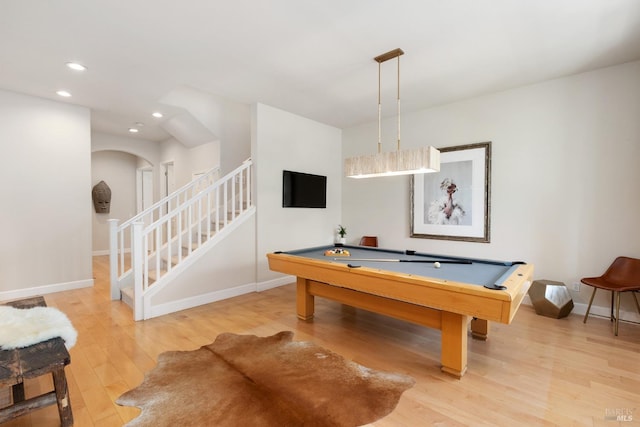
[0,306,77,350]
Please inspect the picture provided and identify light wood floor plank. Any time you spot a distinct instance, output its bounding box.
[2,255,639,426]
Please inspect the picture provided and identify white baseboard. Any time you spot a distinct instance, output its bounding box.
[147,282,257,319]
[146,275,295,319]
[522,295,640,324]
[93,248,130,256]
[0,278,94,302]
[149,282,639,324]
[257,275,295,292]
[572,302,640,324]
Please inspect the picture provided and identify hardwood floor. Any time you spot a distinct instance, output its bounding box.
[3,256,640,426]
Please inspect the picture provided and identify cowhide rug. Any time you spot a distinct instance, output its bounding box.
[117,331,415,427]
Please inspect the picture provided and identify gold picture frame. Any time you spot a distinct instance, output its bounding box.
[410,142,491,242]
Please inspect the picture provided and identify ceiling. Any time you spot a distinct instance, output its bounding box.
[2,0,640,142]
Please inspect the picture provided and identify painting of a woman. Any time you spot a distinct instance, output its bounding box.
[427,178,465,225]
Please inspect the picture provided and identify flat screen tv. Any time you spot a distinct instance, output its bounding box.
[282,170,327,208]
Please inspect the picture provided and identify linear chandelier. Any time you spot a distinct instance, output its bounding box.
[345,48,440,178]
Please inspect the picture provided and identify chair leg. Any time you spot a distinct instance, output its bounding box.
[583,287,597,324]
[632,291,640,315]
[614,291,621,336]
[610,291,615,322]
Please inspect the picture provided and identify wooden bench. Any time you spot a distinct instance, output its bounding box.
[0,296,73,426]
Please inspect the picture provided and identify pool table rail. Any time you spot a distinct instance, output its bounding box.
[267,252,533,324]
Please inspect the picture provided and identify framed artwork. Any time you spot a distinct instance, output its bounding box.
[410,142,491,242]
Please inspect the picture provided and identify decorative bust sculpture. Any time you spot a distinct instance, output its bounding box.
[92,180,112,213]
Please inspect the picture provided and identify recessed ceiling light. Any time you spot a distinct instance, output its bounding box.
[66,62,87,71]
[56,90,72,97]
[128,128,139,133]
[152,112,163,118]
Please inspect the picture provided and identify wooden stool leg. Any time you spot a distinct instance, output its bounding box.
[11,383,25,403]
[51,368,73,427]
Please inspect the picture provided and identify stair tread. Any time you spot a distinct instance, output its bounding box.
[121,286,134,309]
[147,268,167,282]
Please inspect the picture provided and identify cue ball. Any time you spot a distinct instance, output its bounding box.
[434,262,441,268]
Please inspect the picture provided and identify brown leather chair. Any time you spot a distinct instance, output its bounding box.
[359,236,378,247]
[581,256,640,335]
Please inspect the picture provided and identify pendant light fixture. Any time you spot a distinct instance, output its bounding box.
[345,48,440,178]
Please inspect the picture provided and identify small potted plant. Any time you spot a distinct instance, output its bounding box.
[336,225,347,244]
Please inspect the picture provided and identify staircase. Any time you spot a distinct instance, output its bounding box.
[108,158,254,320]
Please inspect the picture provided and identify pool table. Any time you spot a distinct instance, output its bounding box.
[267,244,534,378]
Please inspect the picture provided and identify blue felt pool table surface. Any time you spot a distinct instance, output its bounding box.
[284,245,521,289]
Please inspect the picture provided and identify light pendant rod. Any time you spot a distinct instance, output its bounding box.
[374,48,404,154]
[397,52,401,151]
[378,60,382,154]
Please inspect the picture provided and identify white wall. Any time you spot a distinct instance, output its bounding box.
[253,103,343,283]
[160,86,251,175]
[91,150,138,253]
[342,60,640,317]
[160,138,220,188]
[0,89,93,298]
[91,131,163,255]
[218,100,251,175]
[92,131,162,202]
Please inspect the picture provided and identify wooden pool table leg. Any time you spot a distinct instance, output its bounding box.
[296,277,315,320]
[440,312,468,378]
[470,318,489,341]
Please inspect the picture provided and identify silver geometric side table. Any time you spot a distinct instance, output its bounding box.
[528,279,574,319]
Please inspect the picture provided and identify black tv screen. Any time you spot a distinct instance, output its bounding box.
[282,170,327,208]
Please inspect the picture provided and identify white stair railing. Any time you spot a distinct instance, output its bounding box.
[109,159,252,317]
